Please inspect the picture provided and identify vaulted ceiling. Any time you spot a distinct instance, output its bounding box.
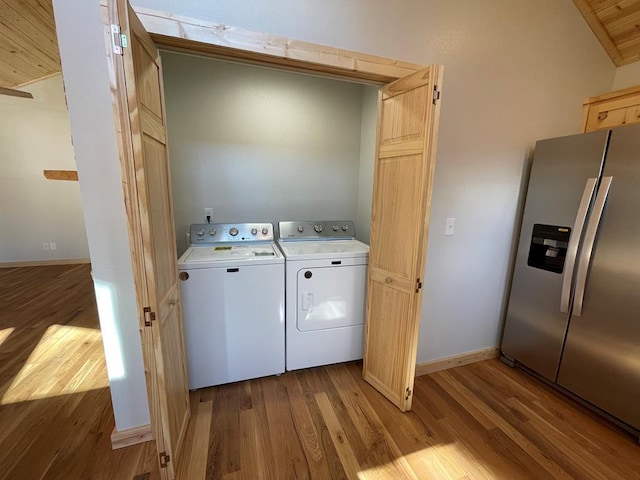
[573,0,640,66]
[0,1,638,90]
[0,0,59,89]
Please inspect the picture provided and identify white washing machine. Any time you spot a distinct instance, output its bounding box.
[178,223,284,389]
[277,220,369,371]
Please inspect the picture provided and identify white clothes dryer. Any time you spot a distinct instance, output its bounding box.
[178,223,284,389]
[277,220,369,371]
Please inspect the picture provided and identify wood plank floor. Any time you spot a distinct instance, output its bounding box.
[177,361,640,480]
[0,264,159,480]
[2,264,639,479]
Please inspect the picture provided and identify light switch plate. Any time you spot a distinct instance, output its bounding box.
[445,217,455,236]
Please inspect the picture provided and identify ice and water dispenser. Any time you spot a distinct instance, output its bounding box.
[527,224,571,274]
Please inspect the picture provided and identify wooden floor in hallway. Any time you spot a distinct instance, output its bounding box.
[0,264,158,480]
[1,264,639,479]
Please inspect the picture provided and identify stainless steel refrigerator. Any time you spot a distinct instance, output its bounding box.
[502,124,640,435]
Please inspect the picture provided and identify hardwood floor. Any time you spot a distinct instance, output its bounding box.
[178,360,640,480]
[2,265,639,479]
[0,264,158,480]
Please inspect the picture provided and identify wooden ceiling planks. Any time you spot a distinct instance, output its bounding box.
[0,0,60,88]
[573,0,640,66]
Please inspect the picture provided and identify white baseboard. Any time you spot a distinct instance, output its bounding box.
[111,424,153,450]
[415,347,500,377]
[0,258,91,268]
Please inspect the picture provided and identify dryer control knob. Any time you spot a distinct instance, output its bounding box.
[196,229,204,236]
[251,228,258,235]
[332,225,339,231]
[297,225,304,232]
[262,228,269,235]
[208,229,217,236]
[229,227,239,236]
[341,225,349,231]
[314,224,323,233]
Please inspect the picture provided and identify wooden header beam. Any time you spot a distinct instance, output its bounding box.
[133,7,425,85]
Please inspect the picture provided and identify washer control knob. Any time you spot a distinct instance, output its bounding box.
[196,229,204,236]
[341,225,349,231]
[251,228,258,235]
[208,228,217,236]
[332,225,339,231]
[262,228,269,235]
[297,225,304,232]
[314,224,323,233]
[229,227,239,236]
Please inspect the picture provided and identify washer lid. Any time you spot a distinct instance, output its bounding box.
[277,239,369,261]
[178,244,283,268]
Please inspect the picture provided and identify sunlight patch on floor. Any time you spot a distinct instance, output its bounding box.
[1,324,108,405]
[0,327,14,347]
[356,442,500,480]
[414,442,486,479]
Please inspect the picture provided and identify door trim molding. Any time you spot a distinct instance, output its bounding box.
[97,0,441,466]
[415,347,500,377]
[133,6,425,84]
[111,424,153,450]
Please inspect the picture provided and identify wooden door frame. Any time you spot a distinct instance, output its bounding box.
[133,7,426,84]
[107,2,440,454]
[129,8,443,413]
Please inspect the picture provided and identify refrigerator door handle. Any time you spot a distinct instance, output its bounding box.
[573,176,613,317]
[560,178,598,313]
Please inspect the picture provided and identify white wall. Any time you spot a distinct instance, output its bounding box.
[162,53,370,253]
[355,86,378,245]
[613,62,640,90]
[131,0,615,363]
[0,75,88,263]
[53,0,150,431]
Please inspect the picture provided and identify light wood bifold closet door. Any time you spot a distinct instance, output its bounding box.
[108,1,190,478]
[363,66,443,412]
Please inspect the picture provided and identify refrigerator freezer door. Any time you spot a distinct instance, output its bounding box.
[502,130,608,381]
[557,124,640,431]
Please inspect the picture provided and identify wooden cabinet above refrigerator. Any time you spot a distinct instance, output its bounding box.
[581,84,640,133]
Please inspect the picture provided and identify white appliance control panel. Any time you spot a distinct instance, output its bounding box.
[279,220,355,240]
[190,223,274,244]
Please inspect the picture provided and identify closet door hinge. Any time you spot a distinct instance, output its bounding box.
[143,306,156,327]
[433,85,441,105]
[159,451,171,468]
[416,278,422,293]
[110,24,128,55]
[405,387,412,400]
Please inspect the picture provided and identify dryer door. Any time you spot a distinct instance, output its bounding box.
[297,265,367,332]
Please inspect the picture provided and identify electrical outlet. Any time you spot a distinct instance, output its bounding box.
[42,243,50,251]
[49,242,57,250]
[204,208,213,221]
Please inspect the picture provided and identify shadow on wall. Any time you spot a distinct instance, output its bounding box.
[497,147,535,347]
